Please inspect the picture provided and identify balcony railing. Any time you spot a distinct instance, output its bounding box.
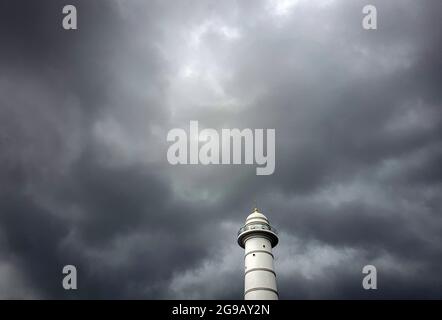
[238,224,278,236]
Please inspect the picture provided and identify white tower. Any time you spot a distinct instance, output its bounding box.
[238,208,279,300]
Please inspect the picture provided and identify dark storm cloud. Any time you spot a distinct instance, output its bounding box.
[0,0,441,299]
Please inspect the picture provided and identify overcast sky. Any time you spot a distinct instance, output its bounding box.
[0,0,441,299]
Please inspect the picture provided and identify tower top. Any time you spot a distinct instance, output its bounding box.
[246,208,268,224]
[238,207,278,248]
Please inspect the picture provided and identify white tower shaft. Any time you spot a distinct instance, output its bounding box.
[238,208,279,300]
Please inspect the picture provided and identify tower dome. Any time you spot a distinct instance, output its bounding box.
[246,208,269,223]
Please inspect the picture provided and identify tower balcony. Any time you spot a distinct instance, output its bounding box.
[237,223,279,248]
